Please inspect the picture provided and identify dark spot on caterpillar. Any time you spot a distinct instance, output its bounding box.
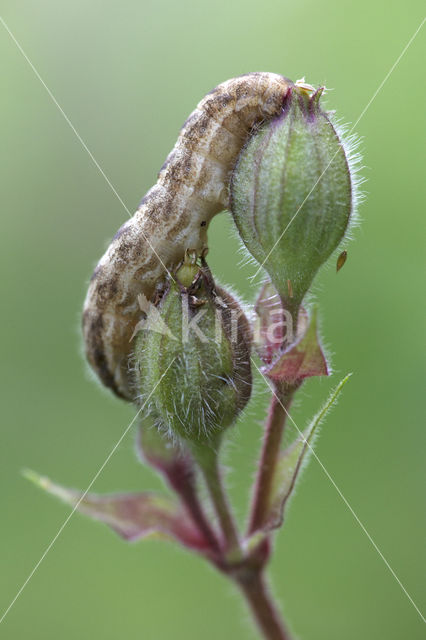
[205,92,234,113]
[153,190,175,224]
[164,152,193,184]
[182,112,211,143]
[235,84,250,101]
[200,221,206,227]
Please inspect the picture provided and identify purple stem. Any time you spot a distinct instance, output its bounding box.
[236,571,291,640]
[248,388,295,534]
[167,462,221,554]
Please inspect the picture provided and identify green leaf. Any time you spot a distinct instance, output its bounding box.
[24,470,210,552]
[264,375,351,531]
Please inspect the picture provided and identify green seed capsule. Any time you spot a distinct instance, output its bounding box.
[231,84,357,313]
[134,259,252,444]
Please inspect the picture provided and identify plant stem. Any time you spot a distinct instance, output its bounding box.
[192,443,240,553]
[172,478,221,553]
[248,388,295,534]
[236,570,290,640]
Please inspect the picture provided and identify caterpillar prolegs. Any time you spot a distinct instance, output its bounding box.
[82,72,292,400]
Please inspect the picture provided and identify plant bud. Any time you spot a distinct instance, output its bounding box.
[231,83,357,312]
[133,258,252,444]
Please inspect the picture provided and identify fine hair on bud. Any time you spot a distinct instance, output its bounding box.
[230,82,364,315]
[133,258,252,445]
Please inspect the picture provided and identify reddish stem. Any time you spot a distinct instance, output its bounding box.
[236,571,291,640]
[166,461,221,554]
[172,477,221,553]
[248,387,295,534]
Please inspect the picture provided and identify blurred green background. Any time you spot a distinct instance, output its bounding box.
[1,1,425,638]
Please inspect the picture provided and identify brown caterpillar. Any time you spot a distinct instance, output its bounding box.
[83,72,292,400]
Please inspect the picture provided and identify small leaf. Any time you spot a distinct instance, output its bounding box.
[24,470,210,551]
[263,375,351,531]
[265,307,329,384]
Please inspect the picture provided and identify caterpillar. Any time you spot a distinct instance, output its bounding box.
[83,72,292,400]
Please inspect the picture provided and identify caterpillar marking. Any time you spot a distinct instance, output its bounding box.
[83,72,292,400]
